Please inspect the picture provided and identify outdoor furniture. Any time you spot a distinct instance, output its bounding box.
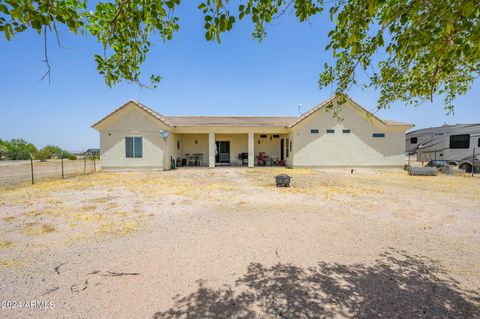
[186,153,203,166]
[275,174,291,187]
[271,157,279,166]
[194,153,203,166]
[238,153,248,165]
[258,152,266,166]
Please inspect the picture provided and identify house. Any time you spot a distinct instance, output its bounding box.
[91,95,413,170]
[84,148,100,157]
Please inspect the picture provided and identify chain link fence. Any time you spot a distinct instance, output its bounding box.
[0,158,99,188]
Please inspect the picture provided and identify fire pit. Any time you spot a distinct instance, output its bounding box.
[275,174,291,187]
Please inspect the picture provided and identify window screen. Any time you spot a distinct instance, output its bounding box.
[343,129,351,134]
[125,137,134,158]
[410,137,417,144]
[372,133,385,138]
[126,136,143,158]
[134,137,143,157]
[326,129,335,134]
[310,129,319,134]
[449,134,470,149]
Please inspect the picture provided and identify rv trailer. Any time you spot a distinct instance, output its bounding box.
[406,123,480,168]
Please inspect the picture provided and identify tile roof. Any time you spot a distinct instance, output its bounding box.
[383,120,413,126]
[92,97,413,129]
[166,116,297,127]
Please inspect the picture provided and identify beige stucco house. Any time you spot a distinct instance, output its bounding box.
[92,95,413,170]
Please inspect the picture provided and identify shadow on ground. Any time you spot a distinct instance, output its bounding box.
[153,249,480,318]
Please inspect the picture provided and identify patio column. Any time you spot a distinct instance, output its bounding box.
[208,131,215,168]
[248,132,254,168]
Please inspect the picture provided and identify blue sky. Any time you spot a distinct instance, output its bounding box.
[1,3,479,151]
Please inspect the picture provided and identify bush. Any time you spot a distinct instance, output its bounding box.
[33,149,51,162]
[42,145,63,158]
[3,138,37,160]
[0,145,7,160]
[67,154,77,160]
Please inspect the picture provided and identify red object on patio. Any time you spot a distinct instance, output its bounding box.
[258,152,266,166]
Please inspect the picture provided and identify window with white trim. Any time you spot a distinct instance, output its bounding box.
[126,136,143,158]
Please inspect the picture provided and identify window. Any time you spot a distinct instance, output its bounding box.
[478,138,480,147]
[289,140,292,152]
[449,134,470,149]
[273,135,280,138]
[372,133,385,138]
[326,129,335,134]
[410,137,417,144]
[342,129,351,134]
[286,138,289,157]
[126,137,143,158]
[260,134,267,138]
[310,129,319,134]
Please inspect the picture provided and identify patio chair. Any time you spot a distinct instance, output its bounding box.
[271,157,279,166]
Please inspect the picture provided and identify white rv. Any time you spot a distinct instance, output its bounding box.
[406,124,480,167]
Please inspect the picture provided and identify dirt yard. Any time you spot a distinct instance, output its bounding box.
[0,167,479,318]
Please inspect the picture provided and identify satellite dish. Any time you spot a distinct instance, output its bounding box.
[160,130,170,139]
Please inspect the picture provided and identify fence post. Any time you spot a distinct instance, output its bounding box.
[93,157,96,172]
[473,147,476,177]
[61,157,64,179]
[84,155,86,175]
[30,156,34,185]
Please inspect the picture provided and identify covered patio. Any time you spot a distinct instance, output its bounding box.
[175,131,291,168]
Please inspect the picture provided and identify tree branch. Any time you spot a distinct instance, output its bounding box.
[40,26,51,84]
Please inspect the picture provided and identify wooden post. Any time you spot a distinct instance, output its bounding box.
[61,157,64,179]
[93,157,96,172]
[84,155,86,174]
[30,156,34,185]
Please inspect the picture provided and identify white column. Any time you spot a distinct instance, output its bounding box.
[208,131,215,168]
[248,132,254,168]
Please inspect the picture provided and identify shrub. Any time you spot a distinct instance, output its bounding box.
[33,149,51,162]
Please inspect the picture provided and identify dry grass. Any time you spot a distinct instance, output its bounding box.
[21,222,56,236]
[0,258,23,269]
[96,220,140,237]
[0,240,14,249]
[2,216,16,223]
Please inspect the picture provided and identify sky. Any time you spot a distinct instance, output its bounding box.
[1,3,479,151]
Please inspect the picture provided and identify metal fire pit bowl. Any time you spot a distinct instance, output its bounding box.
[275,174,291,187]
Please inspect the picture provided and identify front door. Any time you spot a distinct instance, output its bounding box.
[215,141,230,164]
